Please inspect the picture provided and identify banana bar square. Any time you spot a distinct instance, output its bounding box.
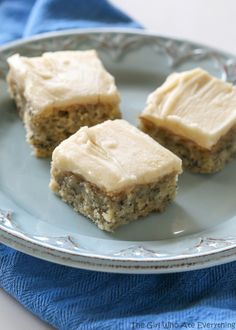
[50,119,182,232]
[140,68,236,173]
[7,50,121,157]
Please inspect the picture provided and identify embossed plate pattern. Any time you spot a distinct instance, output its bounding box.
[0,28,236,273]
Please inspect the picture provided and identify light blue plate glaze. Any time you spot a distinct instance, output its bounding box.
[0,28,236,273]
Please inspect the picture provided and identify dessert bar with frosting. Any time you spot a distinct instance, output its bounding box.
[140,68,236,173]
[7,50,121,157]
[50,119,182,232]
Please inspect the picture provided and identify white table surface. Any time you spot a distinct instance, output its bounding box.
[0,1,235,329]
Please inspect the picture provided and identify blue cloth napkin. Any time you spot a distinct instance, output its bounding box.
[0,248,236,330]
[0,1,236,329]
[0,0,140,43]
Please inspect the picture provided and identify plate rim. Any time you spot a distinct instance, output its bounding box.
[1,27,235,58]
[0,27,236,273]
[1,222,236,274]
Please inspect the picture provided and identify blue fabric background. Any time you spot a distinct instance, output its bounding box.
[0,0,139,43]
[0,0,236,329]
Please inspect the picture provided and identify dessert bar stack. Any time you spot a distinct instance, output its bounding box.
[7,50,236,232]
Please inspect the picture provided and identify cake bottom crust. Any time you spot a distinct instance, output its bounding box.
[50,170,178,232]
[140,119,236,173]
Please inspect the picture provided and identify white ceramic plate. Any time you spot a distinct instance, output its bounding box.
[0,28,236,274]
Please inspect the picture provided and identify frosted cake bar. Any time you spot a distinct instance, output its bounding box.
[50,119,182,232]
[140,68,236,173]
[7,50,121,157]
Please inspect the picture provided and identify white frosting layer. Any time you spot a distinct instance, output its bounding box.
[140,68,236,149]
[7,50,120,111]
[50,120,182,193]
